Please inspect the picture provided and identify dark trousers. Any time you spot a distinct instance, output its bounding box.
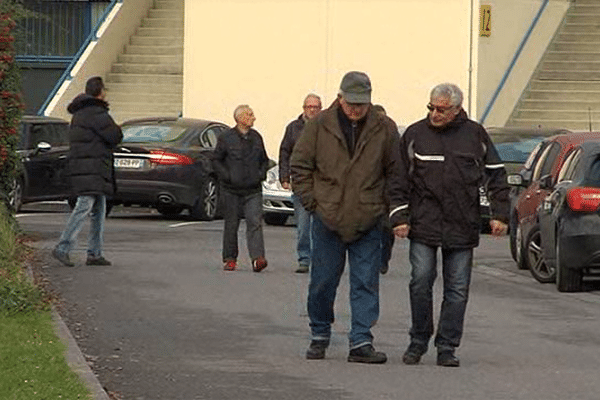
[221,189,264,262]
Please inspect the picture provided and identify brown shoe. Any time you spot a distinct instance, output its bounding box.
[252,257,268,272]
[223,260,237,271]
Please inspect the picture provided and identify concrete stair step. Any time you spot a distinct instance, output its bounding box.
[562,23,600,33]
[565,14,600,25]
[141,18,183,28]
[155,0,184,10]
[573,0,600,5]
[572,6,600,14]
[148,9,183,19]
[520,99,600,110]
[515,109,600,120]
[106,73,183,84]
[111,63,182,74]
[109,102,182,113]
[528,90,600,101]
[552,42,600,52]
[108,91,182,103]
[545,51,600,62]
[508,119,597,131]
[530,80,600,91]
[117,53,182,64]
[538,70,600,80]
[106,82,183,94]
[557,32,600,42]
[136,27,183,37]
[542,60,600,70]
[125,44,183,55]
[130,35,183,46]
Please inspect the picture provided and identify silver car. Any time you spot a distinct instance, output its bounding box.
[262,165,294,225]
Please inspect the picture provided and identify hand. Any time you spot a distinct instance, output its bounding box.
[282,182,291,190]
[490,219,508,236]
[394,224,409,238]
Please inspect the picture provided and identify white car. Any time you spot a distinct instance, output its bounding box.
[262,165,294,225]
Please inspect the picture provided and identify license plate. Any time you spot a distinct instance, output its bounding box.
[114,158,142,169]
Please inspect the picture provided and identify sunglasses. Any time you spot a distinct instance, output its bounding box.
[427,103,455,113]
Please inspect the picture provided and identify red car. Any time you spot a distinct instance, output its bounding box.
[508,131,600,282]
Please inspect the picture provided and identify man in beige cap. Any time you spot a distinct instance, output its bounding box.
[290,71,406,363]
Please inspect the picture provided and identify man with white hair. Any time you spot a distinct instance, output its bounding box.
[213,105,270,272]
[396,83,510,367]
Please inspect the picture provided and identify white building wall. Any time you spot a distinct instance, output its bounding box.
[184,0,473,158]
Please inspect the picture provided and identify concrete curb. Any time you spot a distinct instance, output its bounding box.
[51,309,111,400]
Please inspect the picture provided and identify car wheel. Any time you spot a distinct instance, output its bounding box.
[264,213,288,226]
[556,236,583,292]
[514,221,528,270]
[8,177,23,212]
[526,224,555,283]
[156,203,184,217]
[190,176,218,221]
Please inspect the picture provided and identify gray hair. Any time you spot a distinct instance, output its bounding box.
[233,104,251,122]
[303,93,321,105]
[430,83,463,107]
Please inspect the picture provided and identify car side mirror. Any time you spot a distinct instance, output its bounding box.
[507,174,523,187]
[539,174,554,190]
[35,141,51,154]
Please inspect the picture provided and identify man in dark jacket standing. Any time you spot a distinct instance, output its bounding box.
[52,76,123,267]
[291,71,405,364]
[278,93,322,273]
[213,104,270,272]
[396,83,509,367]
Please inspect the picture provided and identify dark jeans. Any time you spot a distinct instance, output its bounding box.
[308,213,382,349]
[221,189,264,262]
[408,240,473,352]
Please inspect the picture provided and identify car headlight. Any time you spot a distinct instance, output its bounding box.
[263,166,285,191]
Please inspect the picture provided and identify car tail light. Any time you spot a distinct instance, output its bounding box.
[148,150,194,165]
[566,187,600,212]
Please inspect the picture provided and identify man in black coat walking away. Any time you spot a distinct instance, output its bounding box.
[213,104,270,272]
[52,76,123,267]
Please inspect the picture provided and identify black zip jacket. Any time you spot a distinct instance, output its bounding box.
[278,114,305,185]
[67,94,123,196]
[398,110,510,248]
[213,127,269,195]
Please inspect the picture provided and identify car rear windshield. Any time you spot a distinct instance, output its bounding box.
[494,136,545,163]
[122,125,186,143]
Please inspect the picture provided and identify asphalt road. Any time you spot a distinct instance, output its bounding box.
[17,203,600,400]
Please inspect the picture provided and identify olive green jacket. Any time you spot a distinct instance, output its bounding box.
[290,104,405,243]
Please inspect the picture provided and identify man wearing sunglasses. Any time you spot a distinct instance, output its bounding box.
[290,71,405,364]
[395,83,509,367]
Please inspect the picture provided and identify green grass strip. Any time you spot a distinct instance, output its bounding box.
[0,312,92,399]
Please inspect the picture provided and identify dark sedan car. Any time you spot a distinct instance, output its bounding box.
[112,117,230,220]
[538,140,600,292]
[507,131,600,279]
[9,115,71,211]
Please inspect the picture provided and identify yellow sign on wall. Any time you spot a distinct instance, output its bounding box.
[480,5,491,37]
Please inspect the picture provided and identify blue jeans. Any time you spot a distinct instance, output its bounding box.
[307,214,382,349]
[408,240,473,352]
[292,193,311,266]
[56,195,106,258]
[221,189,264,261]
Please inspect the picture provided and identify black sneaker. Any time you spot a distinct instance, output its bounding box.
[437,350,460,367]
[402,343,427,365]
[306,340,328,360]
[52,248,74,267]
[86,256,112,266]
[347,344,387,364]
[295,264,309,273]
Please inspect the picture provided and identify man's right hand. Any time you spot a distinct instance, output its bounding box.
[394,224,409,238]
[282,182,291,190]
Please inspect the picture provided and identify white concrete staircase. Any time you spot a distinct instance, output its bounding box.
[105,0,183,124]
[507,0,600,131]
